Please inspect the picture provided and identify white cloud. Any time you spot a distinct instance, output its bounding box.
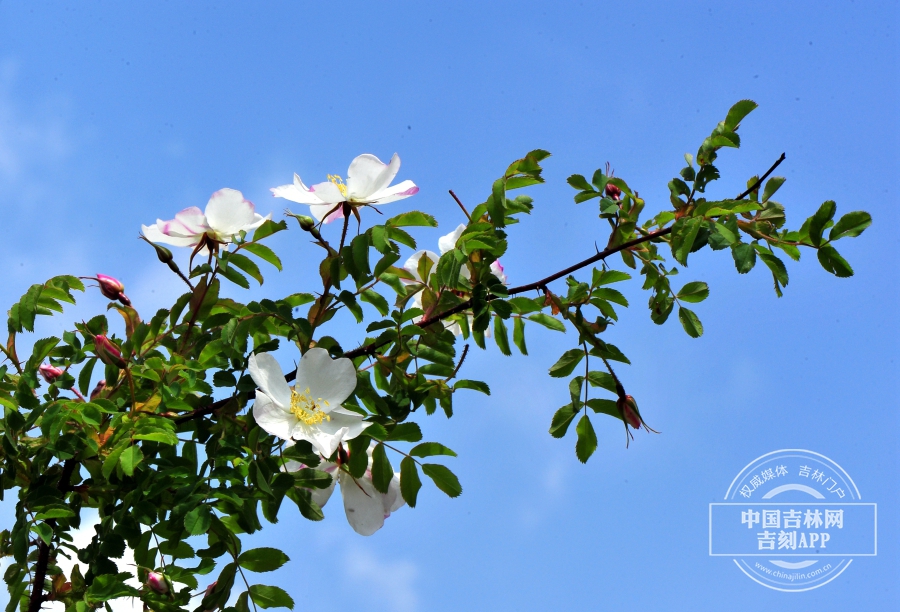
[0,510,141,612]
[343,547,419,612]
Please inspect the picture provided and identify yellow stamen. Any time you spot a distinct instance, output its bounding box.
[327,174,348,198]
[290,386,331,426]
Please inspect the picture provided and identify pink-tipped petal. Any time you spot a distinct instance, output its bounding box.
[346,153,401,200]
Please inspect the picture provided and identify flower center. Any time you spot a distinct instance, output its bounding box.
[290,386,331,426]
[327,174,348,199]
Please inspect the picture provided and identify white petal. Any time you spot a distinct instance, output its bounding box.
[252,391,296,441]
[346,153,400,200]
[307,181,345,204]
[321,408,371,441]
[167,206,209,236]
[141,224,199,247]
[205,189,257,236]
[309,203,344,223]
[439,224,467,255]
[248,353,292,408]
[368,180,419,205]
[339,472,386,536]
[245,212,271,232]
[383,473,405,515]
[294,348,357,409]
[271,174,327,205]
[490,260,507,284]
[402,250,438,283]
[310,471,337,508]
[294,424,348,457]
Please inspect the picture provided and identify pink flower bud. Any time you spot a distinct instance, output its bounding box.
[39,363,64,384]
[90,379,106,400]
[617,395,641,430]
[605,182,622,201]
[147,571,169,594]
[95,274,131,307]
[490,260,507,284]
[202,581,218,612]
[94,335,125,368]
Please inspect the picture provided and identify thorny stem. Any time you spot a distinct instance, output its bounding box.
[170,153,789,424]
[445,344,470,382]
[27,459,77,612]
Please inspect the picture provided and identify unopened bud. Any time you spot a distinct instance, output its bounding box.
[151,241,174,264]
[90,379,107,400]
[297,215,315,231]
[146,571,169,594]
[95,274,131,306]
[617,395,641,430]
[39,363,64,384]
[202,582,218,612]
[605,182,622,201]
[94,335,125,368]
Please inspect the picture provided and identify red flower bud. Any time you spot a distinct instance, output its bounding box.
[147,571,169,594]
[39,363,64,384]
[90,379,107,400]
[605,182,622,201]
[95,274,131,307]
[94,335,125,368]
[202,581,218,612]
[617,395,641,430]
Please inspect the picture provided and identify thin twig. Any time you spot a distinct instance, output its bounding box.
[735,153,786,200]
[449,190,472,221]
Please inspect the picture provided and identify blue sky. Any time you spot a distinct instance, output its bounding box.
[0,1,898,610]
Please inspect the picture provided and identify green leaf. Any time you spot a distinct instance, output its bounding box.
[731,242,757,274]
[527,313,565,332]
[817,245,854,277]
[370,443,394,494]
[809,200,837,247]
[676,281,709,303]
[549,348,585,378]
[421,464,462,498]
[218,263,251,289]
[758,250,789,286]
[678,306,703,338]
[492,316,511,356]
[387,211,438,227]
[248,585,295,610]
[252,219,288,242]
[575,414,598,463]
[761,176,786,203]
[400,457,422,508]
[386,422,423,442]
[567,174,594,191]
[238,548,290,573]
[118,445,143,477]
[360,290,389,316]
[549,403,578,438]
[453,379,490,395]
[829,211,872,241]
[724,99,758,130]
[409,442,457,458]
[242,243,283,271]
[184,506,212,536]
[285,487,324,521]
[513,316,527,355]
